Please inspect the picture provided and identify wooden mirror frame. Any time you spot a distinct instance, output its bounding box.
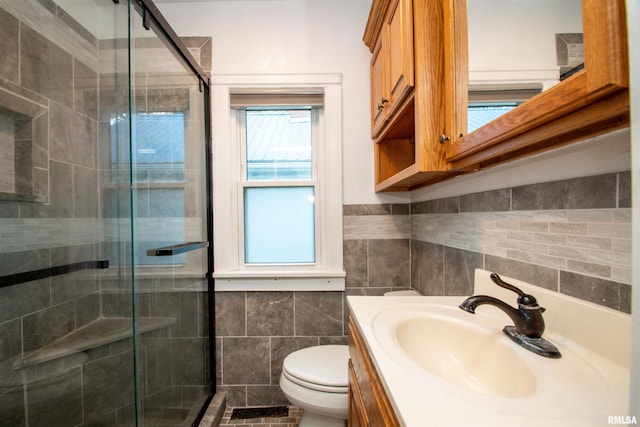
[446,0,629,171]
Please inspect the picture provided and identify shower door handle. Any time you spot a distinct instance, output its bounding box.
[0,260,109,288]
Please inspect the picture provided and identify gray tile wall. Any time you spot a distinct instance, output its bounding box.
[345,171,631,313]
[409,172,632,313]
[215,291,347,407]
[0,0,99,214]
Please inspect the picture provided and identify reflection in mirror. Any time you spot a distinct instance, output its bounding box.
[467,0,582,131]
[467,83,542,132]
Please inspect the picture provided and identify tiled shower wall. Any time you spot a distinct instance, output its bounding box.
[0,1,214,425]
[0,2,105,424]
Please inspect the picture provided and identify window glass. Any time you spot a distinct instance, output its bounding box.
[245,109,312,181]
[111,112,186,181]
[244,186,315,264]
[110,112,186,265]
[133,112,185,183]
[468,102,518,133]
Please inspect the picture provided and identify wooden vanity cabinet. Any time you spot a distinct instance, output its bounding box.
[364,0,464,191]
[348,317,400,427]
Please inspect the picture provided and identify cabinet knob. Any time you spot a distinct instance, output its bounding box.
[377,98,389,111]
[439,135,451,145]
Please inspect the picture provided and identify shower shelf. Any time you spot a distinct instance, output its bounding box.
[13,316,176,370]
[147,241,209,256]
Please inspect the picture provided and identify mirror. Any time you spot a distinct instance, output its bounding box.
[466,0,583,132]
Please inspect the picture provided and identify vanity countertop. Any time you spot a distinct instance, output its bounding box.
[347,269,631,427]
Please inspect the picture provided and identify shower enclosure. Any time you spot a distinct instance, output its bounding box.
[0,0,214,425]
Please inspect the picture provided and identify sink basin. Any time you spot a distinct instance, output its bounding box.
[395,314,537,397]
[371,301,613,409]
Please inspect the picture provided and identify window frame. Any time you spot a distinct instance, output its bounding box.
[211,74,345,291]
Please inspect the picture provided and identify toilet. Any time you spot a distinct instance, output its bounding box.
[280,344,349,426]
[280,289,419,426]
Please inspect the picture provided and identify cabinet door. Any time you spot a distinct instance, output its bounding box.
[348,361,370,427]
[370,37,387,138]
[348,318,401,427]
[385,0,414,118]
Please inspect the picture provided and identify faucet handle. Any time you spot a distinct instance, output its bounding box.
[490,273,524,295]
[490,273,540,307]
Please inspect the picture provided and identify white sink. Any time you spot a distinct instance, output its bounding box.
[349,269,631,426]
[392,310,537,397]
[372,302,611,407]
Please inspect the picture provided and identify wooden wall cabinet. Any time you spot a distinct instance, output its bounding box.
[364,0,463,191]
[364,0,629,192]
[348,317,400,427]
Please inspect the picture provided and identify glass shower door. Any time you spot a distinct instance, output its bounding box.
[0,0,137,425]
[0,0,212,424]
[128,3,212,425]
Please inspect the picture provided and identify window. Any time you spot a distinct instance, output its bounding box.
[242,108,315,264]
[212,74,344,291]
[467,83,542,132]
[468,102,519,133]
[110,112,187,266]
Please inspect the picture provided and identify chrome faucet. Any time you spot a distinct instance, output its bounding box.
[459,273,561,358]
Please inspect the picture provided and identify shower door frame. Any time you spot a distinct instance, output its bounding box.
[129,0,216,424]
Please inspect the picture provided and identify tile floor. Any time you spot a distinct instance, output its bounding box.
[218,407,302,427]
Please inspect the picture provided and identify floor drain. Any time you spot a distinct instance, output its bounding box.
[230,405,289,420]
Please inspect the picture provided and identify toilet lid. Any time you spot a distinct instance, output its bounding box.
[282,345,349,389]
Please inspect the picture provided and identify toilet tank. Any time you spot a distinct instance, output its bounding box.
[384,289,420,296]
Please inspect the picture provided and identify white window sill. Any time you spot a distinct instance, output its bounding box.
[213,271,345,291]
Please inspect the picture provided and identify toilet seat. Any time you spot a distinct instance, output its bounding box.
[282,369,348,393]
[282,345,349,394]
